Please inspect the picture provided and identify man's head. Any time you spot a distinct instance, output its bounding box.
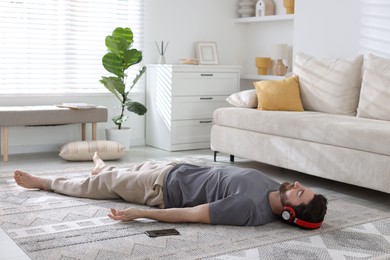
[279,181,328,227]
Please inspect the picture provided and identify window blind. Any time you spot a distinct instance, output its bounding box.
[0,0,144,95]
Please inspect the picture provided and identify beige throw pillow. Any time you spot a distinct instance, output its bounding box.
[357,54,390,121]
[59,140,126,161]
[293,52,363,115]
[226,89,257,108]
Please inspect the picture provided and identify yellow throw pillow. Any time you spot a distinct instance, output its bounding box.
[254,75,304,111]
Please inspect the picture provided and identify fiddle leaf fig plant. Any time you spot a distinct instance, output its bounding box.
[100,27,147,129]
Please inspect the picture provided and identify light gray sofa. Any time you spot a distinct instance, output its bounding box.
[211,53,390,194]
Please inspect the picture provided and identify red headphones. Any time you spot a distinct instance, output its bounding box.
[281,206,323,229]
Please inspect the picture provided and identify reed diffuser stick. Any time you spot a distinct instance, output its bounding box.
[155,41,169,55]
[155,42,161,54]
[163,42,169,55]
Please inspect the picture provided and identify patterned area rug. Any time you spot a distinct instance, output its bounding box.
[1,159,390,260]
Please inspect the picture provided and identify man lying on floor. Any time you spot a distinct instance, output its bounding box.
[14,152,328,229]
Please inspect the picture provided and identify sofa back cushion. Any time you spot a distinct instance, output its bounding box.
[357,54,390,121]
[293,52,363,116]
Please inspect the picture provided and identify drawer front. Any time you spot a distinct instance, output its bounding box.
[172,96,229,120]
[172,72,238,96]
[171,119,213,144]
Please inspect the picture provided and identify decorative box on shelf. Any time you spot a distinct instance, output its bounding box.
[146,64,240,151]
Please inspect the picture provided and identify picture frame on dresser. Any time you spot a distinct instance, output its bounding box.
[196,42,219,65]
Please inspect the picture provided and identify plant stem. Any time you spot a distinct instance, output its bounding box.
[118,74,127,130]
[118,97,126,129]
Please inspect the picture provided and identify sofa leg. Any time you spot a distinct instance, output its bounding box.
[213,151,219,162]
[230,155,235,163]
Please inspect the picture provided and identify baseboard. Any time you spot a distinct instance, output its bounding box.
[5,143,62,155]
[2,138,146,155]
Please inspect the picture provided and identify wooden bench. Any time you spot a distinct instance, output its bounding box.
[0,105,108,162]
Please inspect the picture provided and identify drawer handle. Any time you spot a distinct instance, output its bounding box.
[199,120,212,124]
[200,97,213,100]
[200,73,214,77]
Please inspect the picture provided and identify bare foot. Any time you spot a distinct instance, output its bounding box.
[14,170,50,190]
[92,152,106,175]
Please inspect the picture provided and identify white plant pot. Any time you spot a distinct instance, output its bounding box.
[105,127,131,148]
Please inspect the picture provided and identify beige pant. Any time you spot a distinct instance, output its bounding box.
[48,161,177,208]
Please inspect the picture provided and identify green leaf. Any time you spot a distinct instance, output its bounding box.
[130,66,146,90]
[123,49,142,69]
[126,101,147,116]
[102,53,124,77]
[112,115,121,126]
[105,36,119,57]
[111,115,129,125]
[113,27,133,49]
[105,27,133,58]
[99,76,125,100]
[112,115,129,126]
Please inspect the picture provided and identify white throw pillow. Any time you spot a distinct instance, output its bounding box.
[357,54,390,121]
[59,140,126,161]
[293,52,363,115]
[226,89,257,108]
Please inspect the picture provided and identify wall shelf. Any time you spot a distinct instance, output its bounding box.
[241,74,285,81]
[233,14,294,23]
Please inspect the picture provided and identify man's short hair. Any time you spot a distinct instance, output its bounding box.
[292,194,328,223]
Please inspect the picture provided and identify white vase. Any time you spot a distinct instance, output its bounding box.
[105,127,131,148]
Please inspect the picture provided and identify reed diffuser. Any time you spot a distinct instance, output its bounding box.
[155,41,169,64]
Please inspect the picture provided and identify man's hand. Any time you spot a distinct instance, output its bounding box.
[108,208,140,221]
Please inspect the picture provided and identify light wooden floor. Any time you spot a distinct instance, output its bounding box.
[1,146,390,259]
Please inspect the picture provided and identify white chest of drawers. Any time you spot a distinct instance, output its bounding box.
[146,65,240,151]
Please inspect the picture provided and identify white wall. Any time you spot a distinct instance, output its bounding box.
[144,0,295,90]
[143,0,294,73]
[144,0,244,66]
[293,0,362,58]
[293,0,390,60]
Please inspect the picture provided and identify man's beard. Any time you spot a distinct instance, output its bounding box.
[279,182,294,206]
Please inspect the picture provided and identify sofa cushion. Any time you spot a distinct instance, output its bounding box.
[357,54,390,121]
[213,107,390,156]
[253,76,304,111]
[226,89,257,108]
[293,52,363,116]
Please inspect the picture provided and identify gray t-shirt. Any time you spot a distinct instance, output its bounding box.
[163,163,280,226]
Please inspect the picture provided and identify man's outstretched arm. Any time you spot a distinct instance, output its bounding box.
[108,204,211,224]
